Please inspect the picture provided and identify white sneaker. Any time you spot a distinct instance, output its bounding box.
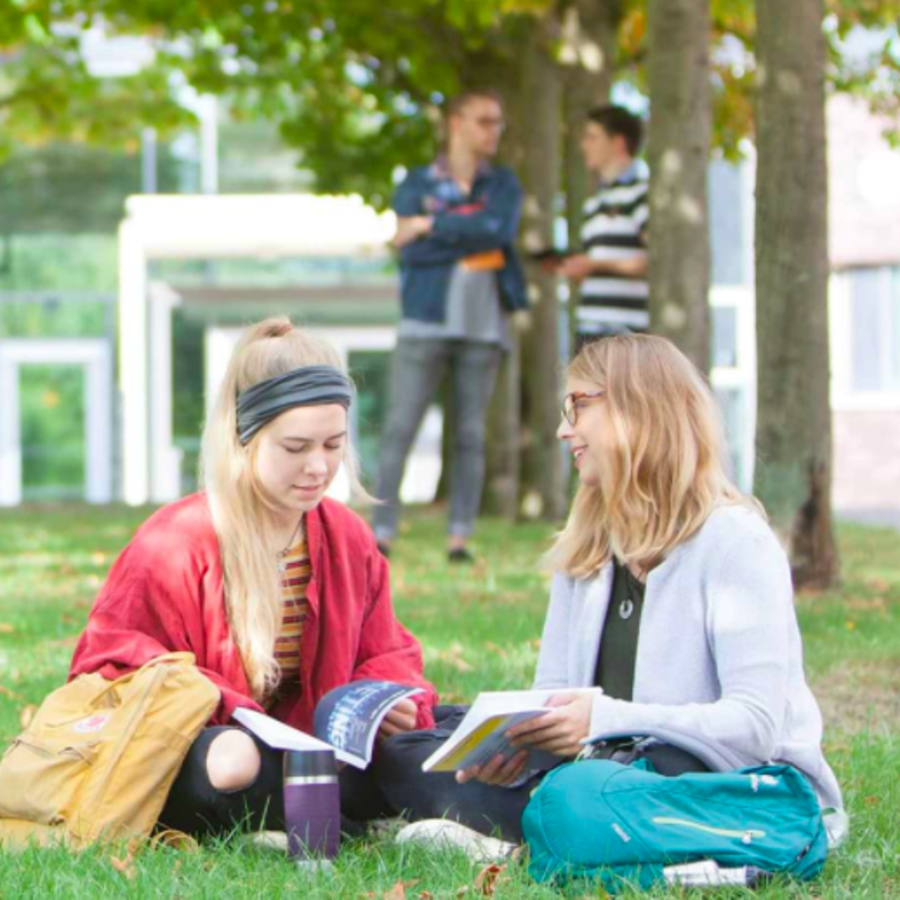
[395,819,517,864]
[248,830,289,853]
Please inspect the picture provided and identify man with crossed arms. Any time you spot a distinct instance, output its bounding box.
[373,89,526,563]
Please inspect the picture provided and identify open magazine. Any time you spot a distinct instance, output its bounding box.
[421,689,597,773]
[233,679,424,769]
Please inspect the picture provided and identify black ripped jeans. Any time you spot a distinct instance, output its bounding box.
[158,726,390,838]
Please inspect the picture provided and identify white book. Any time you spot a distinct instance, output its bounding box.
[233,707,334,754]
[232,680,424,769]
[422,689,598,774]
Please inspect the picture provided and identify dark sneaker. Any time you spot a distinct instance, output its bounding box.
[447,547,475,564]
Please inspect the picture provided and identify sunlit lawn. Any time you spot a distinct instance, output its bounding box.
[0,504,898,898]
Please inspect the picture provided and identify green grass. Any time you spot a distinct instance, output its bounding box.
[0,504,898,898]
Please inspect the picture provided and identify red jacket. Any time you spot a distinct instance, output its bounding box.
[69,494,437,731]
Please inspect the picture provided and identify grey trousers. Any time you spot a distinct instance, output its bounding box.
[372,337,503,540]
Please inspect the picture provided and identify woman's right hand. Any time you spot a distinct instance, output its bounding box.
[455,749,529,787]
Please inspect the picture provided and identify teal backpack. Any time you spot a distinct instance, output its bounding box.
[522,759,828,893]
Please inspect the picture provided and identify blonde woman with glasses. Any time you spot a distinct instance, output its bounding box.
[69,317,436,837]
[376,333,843,852]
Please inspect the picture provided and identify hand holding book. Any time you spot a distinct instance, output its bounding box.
[378,697,418,739]
[421,688,603,781]
[504,691,593,758]
[455,691,594,787]
[455,747,531,787]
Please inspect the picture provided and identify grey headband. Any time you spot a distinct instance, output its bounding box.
[236,365,353,445]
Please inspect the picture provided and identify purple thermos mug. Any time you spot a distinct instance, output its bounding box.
[283,748,341,863]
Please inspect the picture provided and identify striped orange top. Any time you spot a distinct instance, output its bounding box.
[274,536,311,683]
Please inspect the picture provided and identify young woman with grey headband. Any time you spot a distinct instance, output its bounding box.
[69,317,437,836]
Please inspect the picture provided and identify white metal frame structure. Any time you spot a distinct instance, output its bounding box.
[709,286,757,493]
[0,339,113,506]
[118,193,395,505]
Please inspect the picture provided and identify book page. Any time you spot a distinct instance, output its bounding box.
[232,707,334,754]
[313,680,425,769]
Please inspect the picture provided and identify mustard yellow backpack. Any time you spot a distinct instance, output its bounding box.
[0,652,218,851]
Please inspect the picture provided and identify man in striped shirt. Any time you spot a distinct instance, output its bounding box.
[559,105,649,346]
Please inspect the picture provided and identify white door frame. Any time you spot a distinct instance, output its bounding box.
[118,193,395,505]
[0,339,113,506]
[709,285,757,492]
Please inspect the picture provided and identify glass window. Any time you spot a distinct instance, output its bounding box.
[850,268,885,392]
[20,364,85,501]
[714,386,743,485]
[848,266,900,393]
[711,305,738,369]
[348,350,392,483]
[891,268,900,390]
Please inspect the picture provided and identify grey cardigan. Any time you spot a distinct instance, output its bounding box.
[533,504,843,810]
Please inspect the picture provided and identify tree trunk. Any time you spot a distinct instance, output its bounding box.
[465,50,526,519]
[561,0,621,251]
[561,0,622,350]
[482,336,521,516]
[516,17,566,521]
[646,0,711,372]
[754,0,838,588]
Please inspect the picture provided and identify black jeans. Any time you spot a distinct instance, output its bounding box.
[374,706,548,844]
[160,715,712,844]
[158,726,390,838]
[374,706,711,844]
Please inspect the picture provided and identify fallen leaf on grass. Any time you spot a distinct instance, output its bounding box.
[110,851,136,880]
[0,623,15,634]
[382,881,414,900]
[865,578,890,593]
[19,704,37,729]
[509,845,526,864]
[474,863,508,896]
[846,595,888,612]
[46,636,80,649]
[438,642,474,673]
[149,829,200,852]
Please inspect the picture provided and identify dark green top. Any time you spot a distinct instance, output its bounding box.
[593,559,646,702]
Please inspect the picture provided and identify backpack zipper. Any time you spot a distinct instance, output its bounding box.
[652,816,766,842]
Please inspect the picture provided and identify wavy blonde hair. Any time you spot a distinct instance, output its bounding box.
[546,334,762,578]
[200,316,369,700]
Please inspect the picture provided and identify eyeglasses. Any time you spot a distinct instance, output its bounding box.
[463,114,506,131]
[561,390,605,426]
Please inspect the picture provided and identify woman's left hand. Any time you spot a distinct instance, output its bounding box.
[377,698,419,739]
[507,692,592,758]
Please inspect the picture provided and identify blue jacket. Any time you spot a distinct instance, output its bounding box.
[393,160,528,323]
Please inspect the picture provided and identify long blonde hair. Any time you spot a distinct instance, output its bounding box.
[200,316,368,699]
[547,334,761,578]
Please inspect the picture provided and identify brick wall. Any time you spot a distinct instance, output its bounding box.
[833,409,900,512]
